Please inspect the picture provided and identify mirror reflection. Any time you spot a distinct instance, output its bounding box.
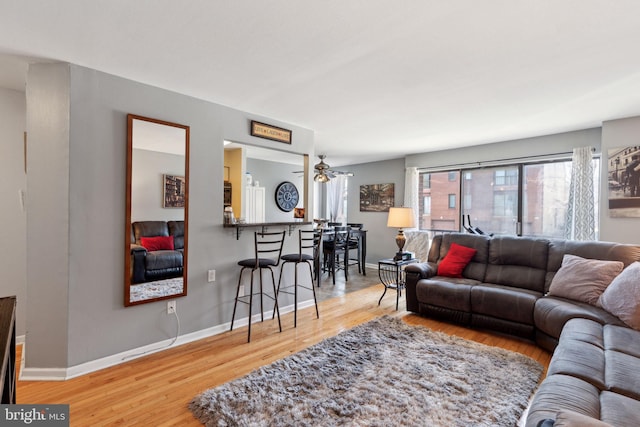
[125,115,189,306]
[224,142,306,223]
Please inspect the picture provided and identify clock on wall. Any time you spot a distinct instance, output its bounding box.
[275,181,299,212]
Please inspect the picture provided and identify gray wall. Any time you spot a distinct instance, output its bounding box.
[25,63,314,371]
[26,64,71,369]
[406,128,602,169]
[246,158,305,222]
[0,88,27,337]
[131,148,185,222]
[341,158,407,264]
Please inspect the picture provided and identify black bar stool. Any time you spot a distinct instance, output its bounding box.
[230,231,286,342]
[274,229,323,327]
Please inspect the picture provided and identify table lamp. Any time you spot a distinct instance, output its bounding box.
[387,207,416,261]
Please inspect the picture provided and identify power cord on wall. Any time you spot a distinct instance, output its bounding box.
[122,310,181,361]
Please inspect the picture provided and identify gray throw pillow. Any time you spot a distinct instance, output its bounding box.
[598,261,640,330]
[548,254,623,306]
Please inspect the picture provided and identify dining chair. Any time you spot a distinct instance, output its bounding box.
[322,226,350,285]
[347,223,364,274]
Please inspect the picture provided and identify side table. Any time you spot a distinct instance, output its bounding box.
[377,258,418,310]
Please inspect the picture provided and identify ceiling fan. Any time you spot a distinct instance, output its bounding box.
[313,155,354,183]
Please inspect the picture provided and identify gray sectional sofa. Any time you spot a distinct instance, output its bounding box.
[404,232,640,427]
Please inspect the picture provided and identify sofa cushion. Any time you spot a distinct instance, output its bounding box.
[436,243,476,277]
[145,250,182,270]
[600,391,640,427]
[547,254,623,306]
[547,339,606,390]
[554,409,613,427]
[415,279,475,312]
[484,235,548,293]
[534,296,625,340]
[470,283,540,325]
[598,262,640,330]
[603,323,640,358]
[559,318,605,349]
[545,239,640,292]
[132,220,170,242]
[605,350,640,400]
[140,235,175,251]
[439,233,490,281]
[168,220,185,250]
[525,374,601,427]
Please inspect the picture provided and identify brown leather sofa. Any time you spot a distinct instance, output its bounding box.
[130,220,184,284]
[404,232,640,426]
[527,318,640,427]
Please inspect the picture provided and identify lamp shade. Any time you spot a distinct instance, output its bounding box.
[387,207,415,229]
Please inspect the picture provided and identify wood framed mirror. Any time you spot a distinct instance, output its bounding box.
[125,114,189,307]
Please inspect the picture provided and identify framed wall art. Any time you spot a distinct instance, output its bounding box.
[163,174,186,208]
[360,183,394,212]
[608,146,640,217]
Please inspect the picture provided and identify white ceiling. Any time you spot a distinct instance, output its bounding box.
[2,1,640,166]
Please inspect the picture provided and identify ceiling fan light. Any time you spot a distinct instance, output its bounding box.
[314,172,330,183]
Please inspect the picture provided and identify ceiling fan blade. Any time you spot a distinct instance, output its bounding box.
[326,171,336,179]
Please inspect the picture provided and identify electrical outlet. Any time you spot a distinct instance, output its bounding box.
[208,269,216,282]
[167,300,176,314]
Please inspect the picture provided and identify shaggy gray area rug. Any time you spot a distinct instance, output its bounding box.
[190,316,543,426]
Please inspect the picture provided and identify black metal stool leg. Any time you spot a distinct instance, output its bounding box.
[247,269,255,343]
[306,261,320,319]
[230,267,246,331]
[293,262,298,327]
[269,267,282,332]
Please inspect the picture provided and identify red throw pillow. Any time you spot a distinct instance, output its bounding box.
[140,236,174,251]
[437,243,477,278]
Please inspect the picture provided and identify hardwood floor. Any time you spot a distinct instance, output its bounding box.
[16,276,552,426]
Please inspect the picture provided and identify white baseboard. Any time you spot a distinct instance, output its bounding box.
[19,299,315,381]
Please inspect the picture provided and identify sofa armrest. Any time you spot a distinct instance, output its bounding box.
[131,243,147,253]
[130,244,147,284]
[405,262,437,279]
[405,262,437,313]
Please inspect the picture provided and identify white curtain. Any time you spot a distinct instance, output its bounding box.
[404,167,419,229]
[327,175,348,223]
[565,146,595,240]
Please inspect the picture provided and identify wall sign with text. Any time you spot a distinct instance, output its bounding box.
[250,120,292,144]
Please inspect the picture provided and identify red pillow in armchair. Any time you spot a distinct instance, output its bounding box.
[437,243,477,278]
[140,236,174,251]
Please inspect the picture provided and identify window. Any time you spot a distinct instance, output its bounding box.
[494,169,518,186]
[493,191,517,217]
[522,159,599,239]
[423,195,431,215]
[423,174,431,189]
[418,158,600,238]
[418,171,459,231]
[462,166,519,235]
